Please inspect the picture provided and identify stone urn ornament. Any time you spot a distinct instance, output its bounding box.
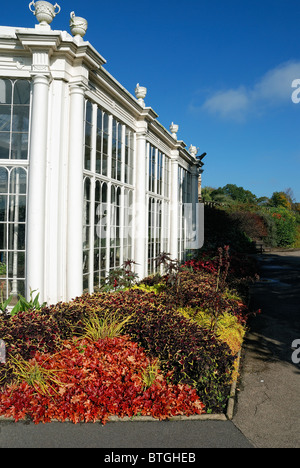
[135,84,147,107]
[70,12,88,40]
[170,122,179,140]
[189,145,198,158]
[29,1,61,26]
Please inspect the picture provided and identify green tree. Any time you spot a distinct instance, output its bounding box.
[210,184,257,205]
[269,191,292,210]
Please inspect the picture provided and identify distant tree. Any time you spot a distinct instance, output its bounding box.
[294,202,300,214]
[257,196,270,206]
[269,191,292,210]
[201,186,215,202]
[210,184,257,205]
[284,188,296,205]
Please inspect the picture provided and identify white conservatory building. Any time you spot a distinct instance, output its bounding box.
[0,3,204,305]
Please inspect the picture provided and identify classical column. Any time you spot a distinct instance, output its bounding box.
[169,154,179,260]
[66,83,85,301]
[26,73,50,301]
[134,123,148,280]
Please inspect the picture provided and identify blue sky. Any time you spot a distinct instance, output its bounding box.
[3,0,300,201]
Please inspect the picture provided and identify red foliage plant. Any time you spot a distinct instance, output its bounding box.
[0,336,205,425]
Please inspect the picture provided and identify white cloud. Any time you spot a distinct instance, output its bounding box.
[202,87,250,121]
[199,60,300,121]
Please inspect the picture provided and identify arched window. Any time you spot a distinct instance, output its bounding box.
[0,79,31,160]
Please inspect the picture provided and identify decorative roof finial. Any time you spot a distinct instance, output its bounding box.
[189,145,198,158]
[170,122,179,140]
[70,11,88,41]
[135,83,147,108]
[29,1,61,27]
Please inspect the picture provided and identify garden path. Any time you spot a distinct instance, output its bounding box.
[233,250,300,448]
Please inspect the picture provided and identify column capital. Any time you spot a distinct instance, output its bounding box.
[30,73,51,84]
[135,120,148,137]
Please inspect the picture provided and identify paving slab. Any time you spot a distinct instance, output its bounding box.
[233,250,300,448]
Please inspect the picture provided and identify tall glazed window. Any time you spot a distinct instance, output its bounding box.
[178,166,193,261]
[0,79,30,301]
[0,167,27,301]
[83,99,135,293]
[83,177,91,292]
[146,144,170,275]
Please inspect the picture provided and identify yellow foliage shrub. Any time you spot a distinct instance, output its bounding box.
[178,307,246,382]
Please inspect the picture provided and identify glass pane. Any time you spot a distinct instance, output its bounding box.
[10,167,27,194]
[96,133,102,152]
[103,113,109,133]
[103,133,108,154]
[0,133,10,159]
[95,181,101,203]
[0,195,7,221]
[0,80,12,105]
[13,81,30,105]
[0,167,8,193]
[83,226,90,249]
[84,178,91,201]
[12,105,29,132]
[16,280,25,296]
[85,122,92,148]
[84,145,91,171]
[0,105,11,131]
[7,223,26,250]
[8,195,27,223]
[83,274,89,291]
[100,249,106,269]
[0,224,6,249]
[102,153,108,176]
[11,133,28,160]
[85,101,93,124]
[97,108,103,132]
[102,183,107,203]
[7,251,25,278]
[94,250,99,270]
[95,151,101,174]
[17,224,26,250]
[110,248,115,268]
[83,251,89,274]
[0,251,7,271]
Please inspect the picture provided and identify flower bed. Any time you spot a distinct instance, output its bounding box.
[0,247,260,424]
[0,336,204,424]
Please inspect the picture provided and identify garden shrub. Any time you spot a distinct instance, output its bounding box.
[228,211,268,241]
[178,307,246,356]
[0,309,63,386]
[267,208,297,247]
[178,307,246,383]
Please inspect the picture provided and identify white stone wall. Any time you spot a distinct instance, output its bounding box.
[0,22,202,305]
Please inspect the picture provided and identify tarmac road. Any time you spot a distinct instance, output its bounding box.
[1,250,299,449]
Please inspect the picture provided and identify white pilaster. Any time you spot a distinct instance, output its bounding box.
[170,153,179,260]
[66,83,85,301]
[26,73,50,301]
[134,123,148,280]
